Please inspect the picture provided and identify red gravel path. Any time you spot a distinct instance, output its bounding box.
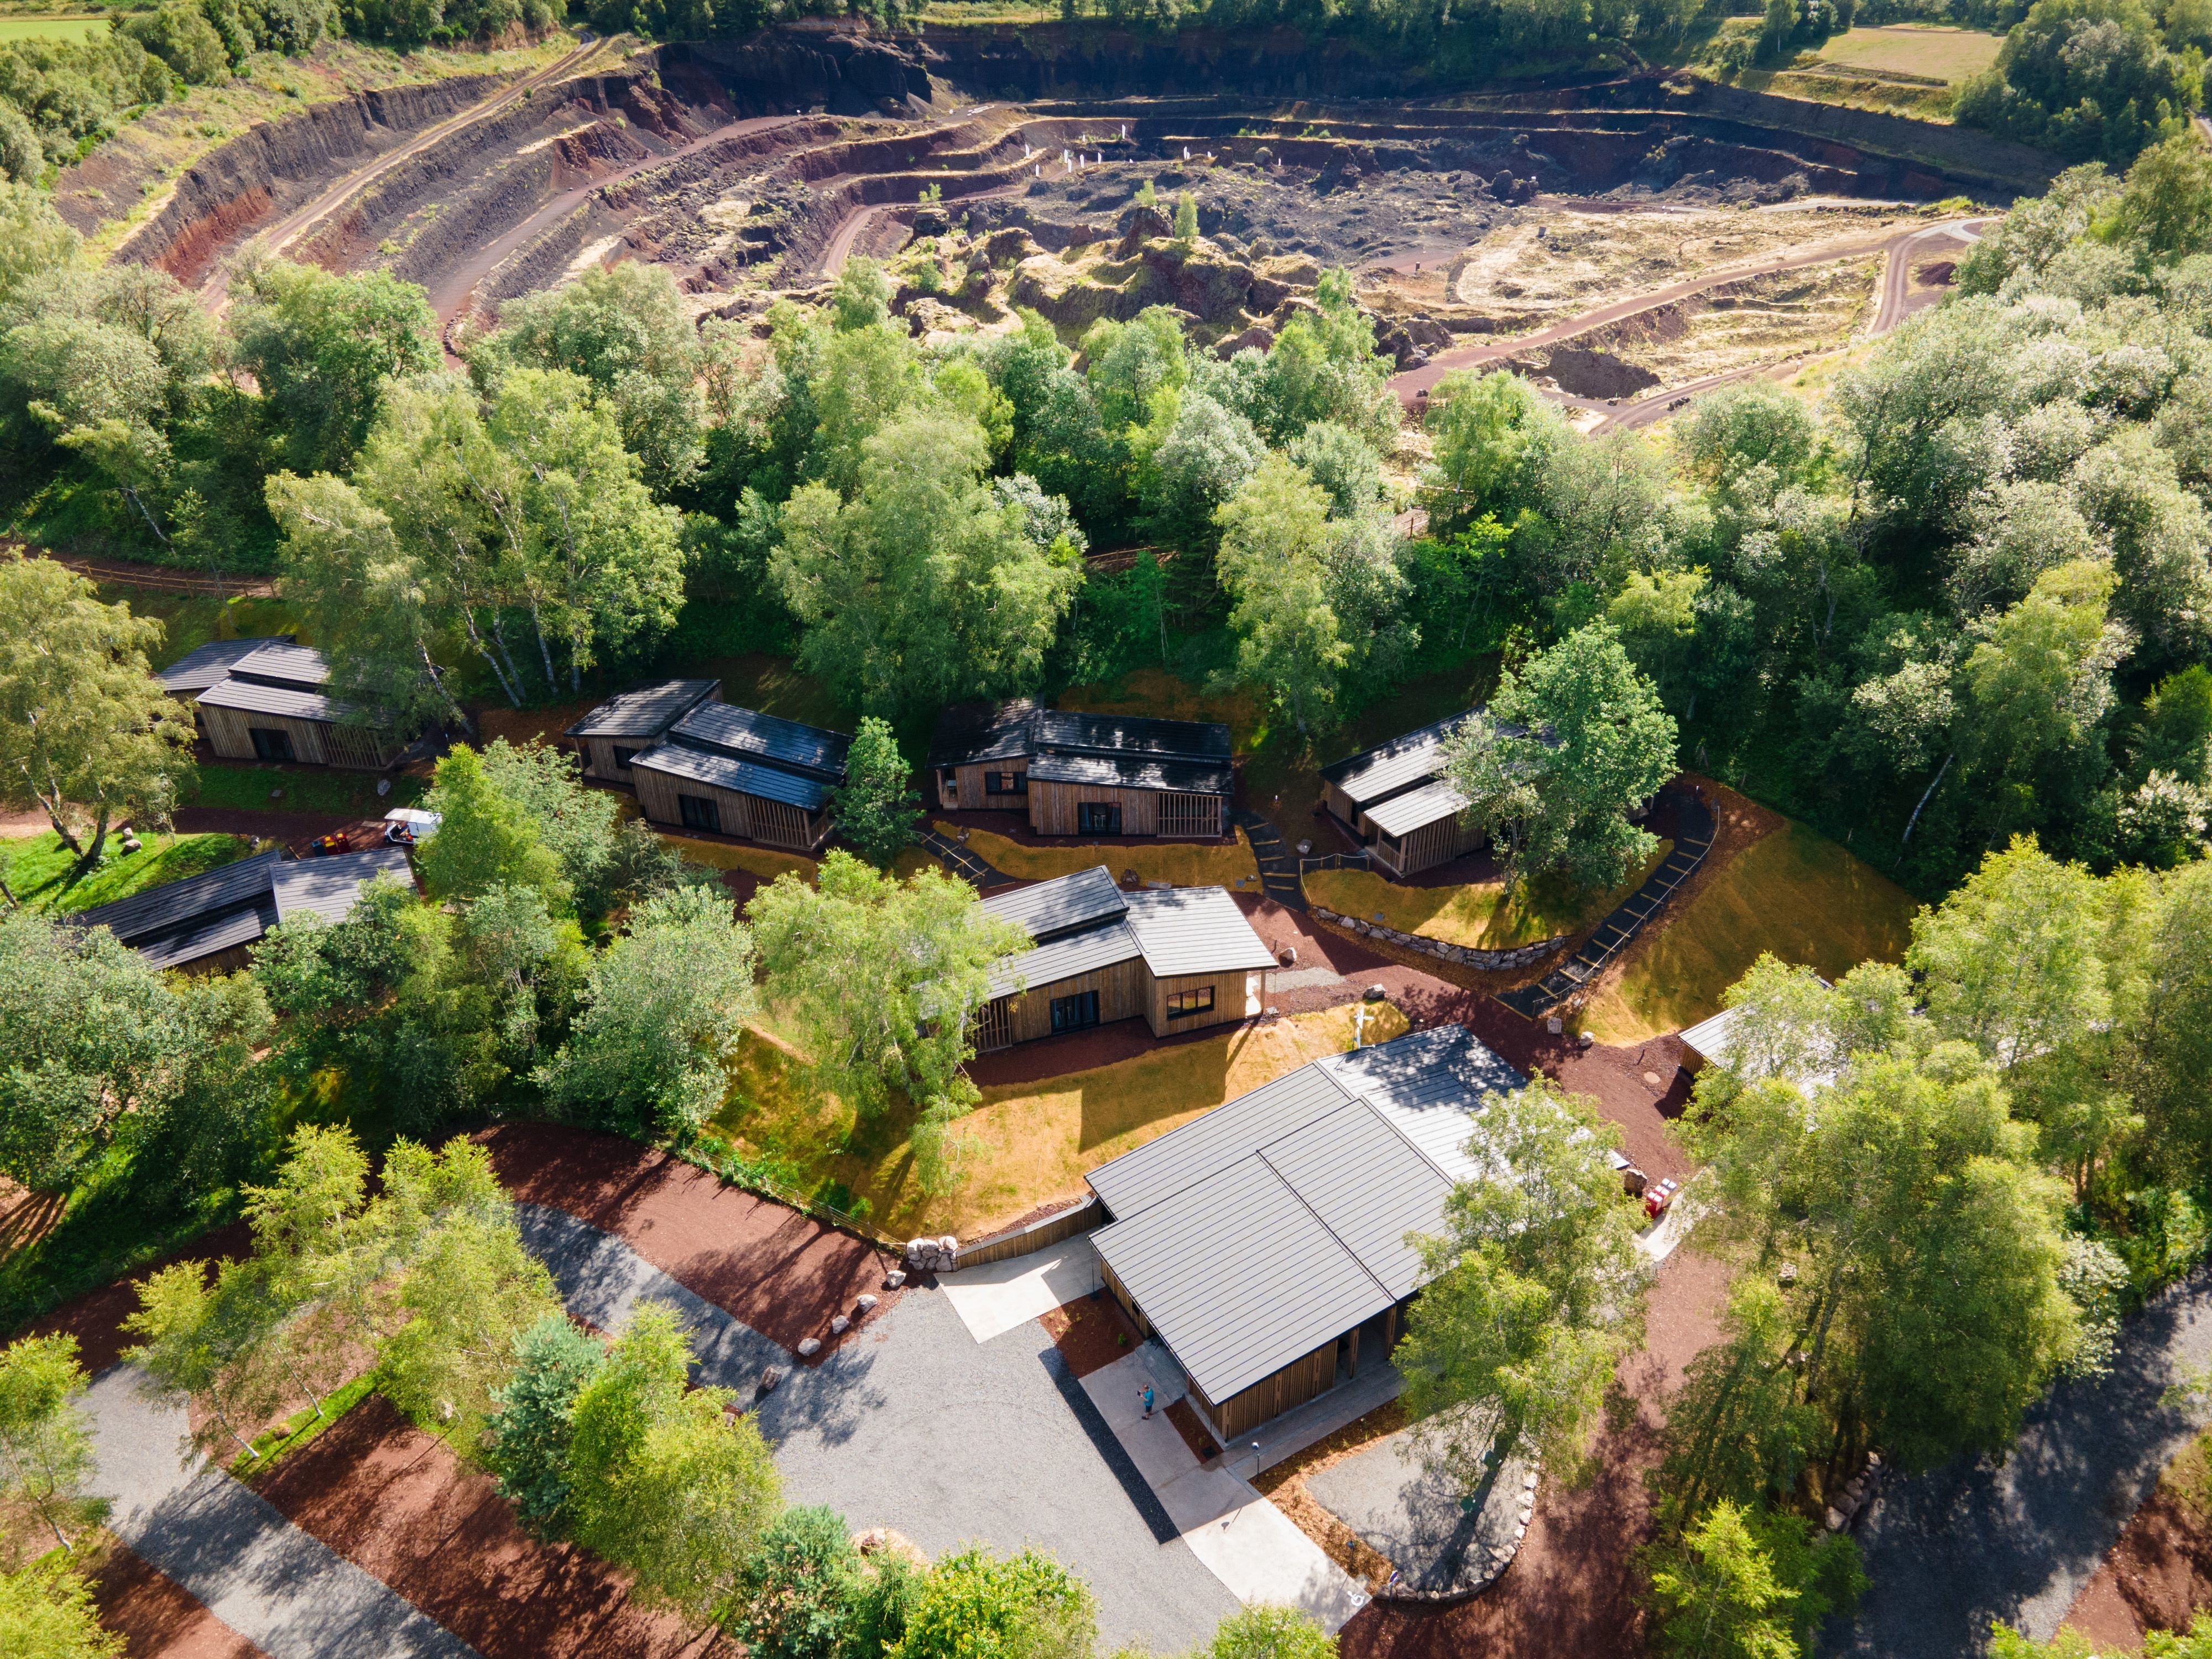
[254,1393,729,1659]
[476,1124,900,1356]
[2063,1485,2212,1646]
[90,1545,267,1659]
[1343,1247,1734,1659]
[22,1222,253,1370]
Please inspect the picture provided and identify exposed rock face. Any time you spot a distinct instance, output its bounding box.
[661,32,930,118]
[1540,346,1662,399]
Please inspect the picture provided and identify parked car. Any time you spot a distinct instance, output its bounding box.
[382,808,441,846]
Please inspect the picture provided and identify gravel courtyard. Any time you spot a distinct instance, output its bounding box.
[753,1287,1238,1651]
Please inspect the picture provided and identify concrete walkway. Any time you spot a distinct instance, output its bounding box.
[1081,1348,1370,1633]
[940,1240,1103,1344]
[81,1366,481,1659]
[1832,1270,2212,1657]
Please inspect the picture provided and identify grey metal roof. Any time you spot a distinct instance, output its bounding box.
[565,680,719,740]
[1364,778,1472,839]
[70,850,283,946]
[1122,886,1277,978]
[1318,711,1475,806]
[672,703,852,782]
[1091,1153,1395,1405]
[986,919,1140,1000]
[980,865,1128,942]
[929,700,1039,767]
[132,901,277,971]
[628,742,833,811]
[272,846,415,926]
[157,637,295,696]
[1034,710,1232,763]
[195,676,354,726]
[1026,750,1235,796]
[229,643,331,689]
[1085,1025,1526,1405]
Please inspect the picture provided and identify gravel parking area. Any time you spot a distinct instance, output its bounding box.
[754,1287,1238,1652]
[1308,1430,1532,1594]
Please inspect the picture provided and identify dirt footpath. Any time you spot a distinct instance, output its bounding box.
[254,1393,727,1659]
[477,1124,900,1355]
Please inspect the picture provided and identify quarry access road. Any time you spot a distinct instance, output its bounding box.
[1390,213,1992,410]
[197,35,613,311]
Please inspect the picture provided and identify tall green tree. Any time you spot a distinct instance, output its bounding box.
[734,1504,864,1659]
[0,554,194,872]
[1442,620,1678,891]
[889,1546,1097,1659]
[418,745,572,913]
[0,1562,123,1659]
[1215,453,1352,738]
[1206,1605,1337,1659]
[834,718,921,871]
[1396,1080,1646,1483]
[0,1335,96,1552]
[486,1312,606,1538]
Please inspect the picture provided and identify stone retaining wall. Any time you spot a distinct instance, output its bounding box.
[1312,907,1564,972]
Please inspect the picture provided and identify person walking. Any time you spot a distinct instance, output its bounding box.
[1141,1385,1156,1419]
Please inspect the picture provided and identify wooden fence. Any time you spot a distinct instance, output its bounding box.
[954,1196,1104,1270]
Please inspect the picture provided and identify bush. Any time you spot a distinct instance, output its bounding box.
[734,1505,863,1659]
[889,1547,1097,1659]
[117,4,231,85]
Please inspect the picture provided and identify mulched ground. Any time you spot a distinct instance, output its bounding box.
[1254,1399,1410,1594]
[253,1392,729,1659]
[88,1541,267,1659]
[1040,1290,1142,1379]
[476,1124,900,1358]
[2063,1436,2212,1647]
[1340,1247,1734,1659]
[22,1221,253,1370]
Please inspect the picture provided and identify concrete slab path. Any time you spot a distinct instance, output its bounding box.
[941,1241,1102,1345]
[81,1366,481,1659]
[1081,1348,1370,1634]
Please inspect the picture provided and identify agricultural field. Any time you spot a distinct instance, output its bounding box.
[0,13,107,39]
[1738,23,2007,120]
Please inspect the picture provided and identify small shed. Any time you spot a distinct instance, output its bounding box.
[192,644,399,770]
[1318,710,1485,878]
[972,867,1276,1050]
[629,703,853,852]
[71,845,415,975]
[564,679,722,785]
[157,637,298,742]
[1086,1025,1524,1445]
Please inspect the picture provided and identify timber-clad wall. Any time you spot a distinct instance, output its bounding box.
[954,1196,1103,1269]
[981,957,1146,1049]
[1322,781,1364,830]
[945,759,1029,810]
[1030,779,1162,836]
[1148,967,1262,1036]
[1375,816,1484,878]
[577,734,646,786]
[1190,1340,1337,1441]
[632,763,830,851]
[199,703,395,770]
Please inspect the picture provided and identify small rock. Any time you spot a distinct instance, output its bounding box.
[830,1314,851,1335]
[1578,1031,1595,1049]
[1296,839,1313,856]
[884,1270,906,1289]
[1364,984,1387,1001]
[1278,946,1297,967]
[1825,1506,1846,1531]
[758,1366,785,1394]
[797,1337,822,1357]
[1777,1262,1798,1287]
[1641,1071,1662,1087]
[1546,1016,1564,1035]
[938,1234,958,1254]
[857,1293,879,1312]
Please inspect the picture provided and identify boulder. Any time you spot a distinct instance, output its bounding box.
[1364,984,1387,1001]
[830,1314,851,1335]
[758,1366,786,1394]
[797,1337,822,1357]
[857,1293,879,1312]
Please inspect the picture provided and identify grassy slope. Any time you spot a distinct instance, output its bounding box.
[1,829,249,912]
[1582,818,1917,1044]
[712,1001,1410,1238]
[1307,838,1674,950]
[943,822,1261,888]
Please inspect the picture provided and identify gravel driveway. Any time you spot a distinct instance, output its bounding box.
[754,1288,1238,1652]
[1832,1272,2212,1657]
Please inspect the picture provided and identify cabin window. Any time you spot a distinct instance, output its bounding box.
[986,770,1028,795]
[1051,990,1100,1032]
[1077,802,1123,834]
[678,794,721,833]
[613,745,639,772]
[1165,985,1215,1019]
[249,727,295,764]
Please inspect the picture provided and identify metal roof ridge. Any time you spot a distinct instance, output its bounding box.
[1251,1141,1396,1306]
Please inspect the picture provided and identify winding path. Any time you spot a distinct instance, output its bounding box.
[1831,1271,2212,1657]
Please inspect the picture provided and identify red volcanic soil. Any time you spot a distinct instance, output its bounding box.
[2064,1448,2212,1648]
[476,1124,900,1357]
[254,1392,729,1659]
[89,1544,267,1659]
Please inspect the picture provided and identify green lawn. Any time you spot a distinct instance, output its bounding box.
[187,764,425,817]
[1308,838,1673,950]
[85,587,309,673]
[1813,24,2002,84]
[1,830,249,915]
[1582,818,1918,1044]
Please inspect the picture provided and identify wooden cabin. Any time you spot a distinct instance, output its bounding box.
[563,680,722,785]
[1085,1026,1525,1445]
[191,644,400,771]
[628,703,853,853]
[970,867,1276,1051]
[71,846,415,975]
[1318,710,1486,879]
[930,704,1234,840]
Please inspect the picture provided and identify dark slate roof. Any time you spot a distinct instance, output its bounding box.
[1026,751,1235,797]
[1033,710,1232,764]
[565,680,720,740]
[1364,778,1472,839]
[1318,710,1476,807]
[672,703,852,783]
[987,919,1141,1000]
[228,643,331,690]
[1122,886,1277,978]
[194,676,354,726]
[628,742,833,811]
[272,846,415,926]
[157,637,295,696]
[980,865,1129,942]
[70,851,283,946]
[929,700,1040,768]
[1086,1025,1526,1404]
